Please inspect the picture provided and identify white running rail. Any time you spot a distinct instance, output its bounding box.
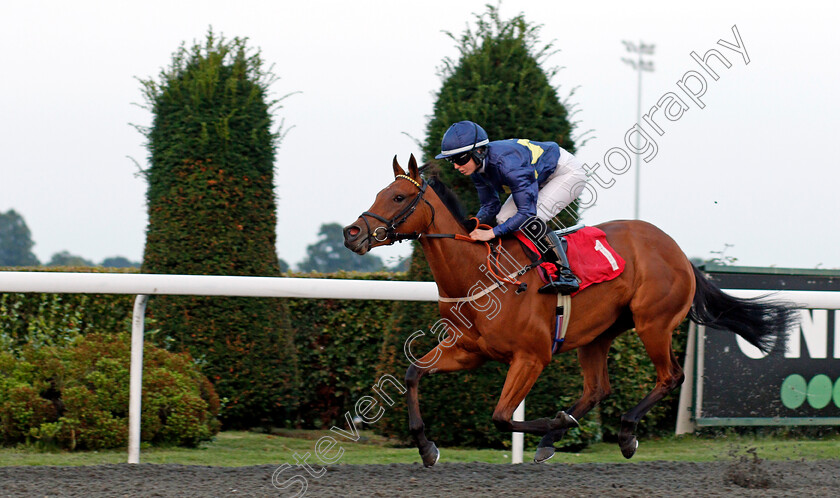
[1,271,835,464]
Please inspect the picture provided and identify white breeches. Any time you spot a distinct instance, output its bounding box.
[496,149,588,224]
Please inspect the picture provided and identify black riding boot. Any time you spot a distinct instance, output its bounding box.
[538,229,580,295]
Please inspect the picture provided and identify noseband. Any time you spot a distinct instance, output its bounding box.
[358,175,435,250]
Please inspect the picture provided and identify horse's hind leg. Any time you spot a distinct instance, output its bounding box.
[617,319,685,459]
[535,332,615,463]
[405,344,485,467]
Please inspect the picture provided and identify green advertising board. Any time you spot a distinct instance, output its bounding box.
[686,264,840,427]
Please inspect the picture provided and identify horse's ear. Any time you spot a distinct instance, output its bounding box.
[392,155,406,177]
[408,154,420,180]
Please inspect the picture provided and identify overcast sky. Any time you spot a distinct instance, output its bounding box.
[1,1,838,270]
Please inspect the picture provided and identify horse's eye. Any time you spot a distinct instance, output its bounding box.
[394,195,406,202]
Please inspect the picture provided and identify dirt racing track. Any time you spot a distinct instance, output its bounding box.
[1,459,839,497]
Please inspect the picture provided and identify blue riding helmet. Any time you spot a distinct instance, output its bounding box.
[435,121,490,160]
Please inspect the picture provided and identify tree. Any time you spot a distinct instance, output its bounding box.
[376,6,593,448]
[47,251,93,267]
[100,256,141,268]
[298,223,384,272]
[139,30,298,427]
[0,210,40,267]
[389,256,411,273]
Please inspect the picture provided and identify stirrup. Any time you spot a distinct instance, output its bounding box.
[537,280,580,295]
[539,263,579,295]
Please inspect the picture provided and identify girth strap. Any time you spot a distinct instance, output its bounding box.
[553,294,572,354]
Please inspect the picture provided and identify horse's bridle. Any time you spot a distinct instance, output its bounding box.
[358,174,533,293]
[358,175,435,251]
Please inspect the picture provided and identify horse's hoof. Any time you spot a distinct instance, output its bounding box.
[534,446,556,463]
[421,443,440,467]
[619,437,639,459]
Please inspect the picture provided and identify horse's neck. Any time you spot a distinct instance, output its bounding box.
[420,196,489,299]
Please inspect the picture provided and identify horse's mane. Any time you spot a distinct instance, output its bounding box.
[426,173,468,230]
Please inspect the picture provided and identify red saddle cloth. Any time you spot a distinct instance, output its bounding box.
[514,226,625,295]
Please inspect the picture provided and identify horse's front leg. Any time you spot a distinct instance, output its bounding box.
[490,354,576,435]
[405,344,485,467]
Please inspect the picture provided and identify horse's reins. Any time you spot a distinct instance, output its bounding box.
[358,175,534,298]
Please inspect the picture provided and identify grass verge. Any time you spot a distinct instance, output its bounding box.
[0,430,838,467]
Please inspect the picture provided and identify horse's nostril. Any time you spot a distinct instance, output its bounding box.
[347,226,360,238]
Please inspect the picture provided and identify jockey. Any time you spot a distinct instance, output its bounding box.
[435,120,587,295]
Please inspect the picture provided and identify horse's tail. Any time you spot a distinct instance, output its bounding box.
[687,264,798,353]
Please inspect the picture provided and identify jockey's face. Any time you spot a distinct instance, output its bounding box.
[453,156,479,176]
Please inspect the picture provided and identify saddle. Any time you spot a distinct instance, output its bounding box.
[513,224,625,296]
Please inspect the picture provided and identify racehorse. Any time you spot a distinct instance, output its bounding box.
[343,155,797,466]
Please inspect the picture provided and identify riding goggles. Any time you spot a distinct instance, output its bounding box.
[447,153,472,166]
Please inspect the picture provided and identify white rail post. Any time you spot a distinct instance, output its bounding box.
[511,399,525,463]
[128,294,149,464]
[675,321,697,435]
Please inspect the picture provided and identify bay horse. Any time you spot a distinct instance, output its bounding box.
[343,155,796,466]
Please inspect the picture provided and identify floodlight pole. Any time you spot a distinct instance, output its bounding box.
[622,41,655,220]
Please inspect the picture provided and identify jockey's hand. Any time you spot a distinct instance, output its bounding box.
[469,228,496,242]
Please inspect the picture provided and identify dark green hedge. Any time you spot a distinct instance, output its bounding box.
[139,34,297,428]
[0,267,136,354]
[0,332,219,450]
[287,271,405,429]
[0,267,221,449]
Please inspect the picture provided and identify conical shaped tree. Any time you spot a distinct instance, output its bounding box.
[376,7,599,448]
[0,210,40,267]
[139,31,298,427]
